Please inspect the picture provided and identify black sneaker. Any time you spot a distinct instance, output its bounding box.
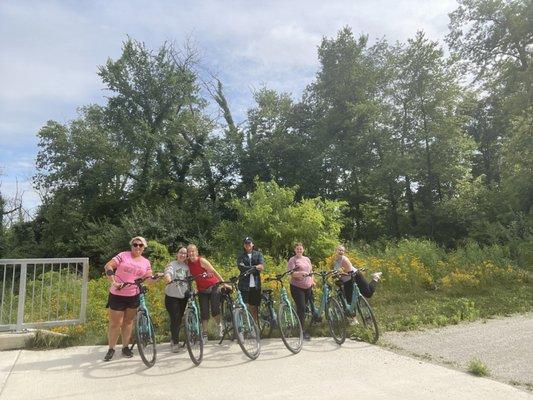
[103,348,115,361]
[122,347,133,358]
[303,331,311,341]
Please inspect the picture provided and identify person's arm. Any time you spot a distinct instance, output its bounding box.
[341,256,354,273]
[104,259,121,290]
[254,251,265,272]
[237,254,248,273]
[288,257,304,279]
[164,263,173,284]
[200,258,224,282]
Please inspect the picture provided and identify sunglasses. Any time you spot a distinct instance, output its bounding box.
[132,243,144,248]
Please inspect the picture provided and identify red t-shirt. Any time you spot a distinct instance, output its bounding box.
[188,257,219,291]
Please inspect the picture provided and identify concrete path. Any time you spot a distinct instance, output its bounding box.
[382,313,533,387]
[1,338,531,400]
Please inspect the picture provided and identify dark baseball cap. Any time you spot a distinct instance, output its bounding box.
[243,237,253,244]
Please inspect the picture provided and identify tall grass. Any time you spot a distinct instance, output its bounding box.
[50,238,532,345]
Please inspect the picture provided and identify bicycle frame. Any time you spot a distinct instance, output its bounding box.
[335,275,362,317]
[309,272,336,318]
[261,290,277,325]
[218,278,251,343]
[266,270,299,327]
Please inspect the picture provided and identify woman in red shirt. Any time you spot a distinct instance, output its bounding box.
[187,244,227,343]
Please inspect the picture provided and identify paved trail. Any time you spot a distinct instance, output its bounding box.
[1,337,531,400]
[382,313,533,388]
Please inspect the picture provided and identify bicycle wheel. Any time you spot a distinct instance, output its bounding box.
[233,307,261,360]
[326,297,346,345]
[184,308,203,366]
[135,310,157,367]
[277,303,303,354]
[258,300,274,338]
[351,296,379,343]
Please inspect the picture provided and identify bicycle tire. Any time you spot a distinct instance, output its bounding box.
[352,296,379,343]
[184,308,203,366]
[258,300,274,338]
[277,302,303,354]
[232,307,261,360]
[135,310,157,367]
[326,296,346,345]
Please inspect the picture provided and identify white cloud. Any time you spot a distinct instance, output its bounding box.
[0,0,459,212]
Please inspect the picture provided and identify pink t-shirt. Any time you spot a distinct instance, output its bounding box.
[288,255,313,289]
[110,251,152,297]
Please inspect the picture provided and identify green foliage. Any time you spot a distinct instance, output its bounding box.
[48,238,533,346]
[468,358,489,377]
[145,240,172,271]
[214,180,346,261]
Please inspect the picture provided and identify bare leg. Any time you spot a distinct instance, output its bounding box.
[108,309,124,349]
[121,308,137,347]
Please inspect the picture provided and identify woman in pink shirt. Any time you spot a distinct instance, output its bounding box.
[103,236,156,361]
[288,242,314,341]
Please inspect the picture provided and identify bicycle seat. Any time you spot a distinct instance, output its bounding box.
[220,286,233,295]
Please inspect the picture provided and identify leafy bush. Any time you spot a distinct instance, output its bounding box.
[468,358,489,376]
[214,180,346,261]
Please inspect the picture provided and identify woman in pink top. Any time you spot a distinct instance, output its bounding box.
[288,242,314,341]
[102,236,156,362]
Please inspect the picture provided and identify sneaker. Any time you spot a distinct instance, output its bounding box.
[349,317,359,326]
[202,333,208,345]
[121,347,133,358]
[103,348,115,361]
[170,341,180,353]
[303,331,311,341]
[372,272,383,282]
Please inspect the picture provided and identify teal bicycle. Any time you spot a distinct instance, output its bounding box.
[171,272,206,366]
[305,270,346,344]
[334,270,379,343]
[218,269,261,360]
[265,268,303,354]
[120,274,162,368]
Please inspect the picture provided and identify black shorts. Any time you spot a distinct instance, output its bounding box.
[241,288,261,307]
[106,293,140,311]
[198,287,221,321]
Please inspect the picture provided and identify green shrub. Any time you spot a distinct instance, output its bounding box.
[214,180,346,261]
[468,358,489,376]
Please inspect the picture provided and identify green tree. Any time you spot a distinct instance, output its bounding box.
[214,180,346,261]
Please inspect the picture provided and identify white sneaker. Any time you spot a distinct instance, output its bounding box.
[202,333,208,345]
[372,272,382,282]
[349,317,359,326]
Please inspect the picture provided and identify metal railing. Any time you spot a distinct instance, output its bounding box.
[0,258,89,332]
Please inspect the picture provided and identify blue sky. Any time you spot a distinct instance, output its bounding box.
[0,0,457,215]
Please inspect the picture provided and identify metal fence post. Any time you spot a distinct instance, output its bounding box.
[79,258,89,322]
[16,262,27,331]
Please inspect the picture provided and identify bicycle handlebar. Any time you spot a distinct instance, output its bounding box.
[265,267,299,283]
[169,272,207,284]
[117,273,163,290]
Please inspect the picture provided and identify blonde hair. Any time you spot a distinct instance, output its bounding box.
[186,244,198,253]
[129,236,148,247]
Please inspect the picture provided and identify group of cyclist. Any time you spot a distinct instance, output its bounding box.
[102,236,381,361]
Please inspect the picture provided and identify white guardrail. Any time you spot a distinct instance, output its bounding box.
[0,258,89,332]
